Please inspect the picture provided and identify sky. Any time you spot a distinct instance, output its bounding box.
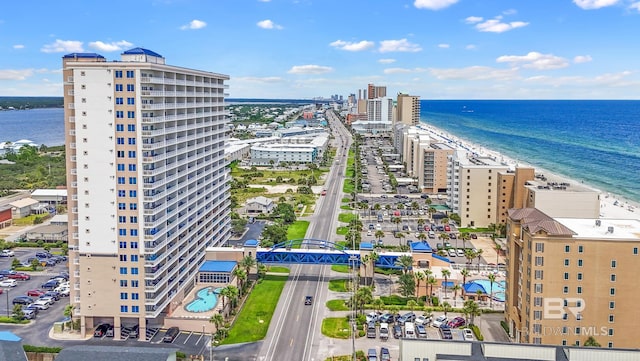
[1,0,640,100]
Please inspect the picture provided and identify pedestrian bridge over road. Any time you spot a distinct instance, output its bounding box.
[253,238,408,269]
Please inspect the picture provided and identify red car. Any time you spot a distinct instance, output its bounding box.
[321,190,327,196]
[26,289,46,297]
[8,272,30,280]
[448,317,466,328]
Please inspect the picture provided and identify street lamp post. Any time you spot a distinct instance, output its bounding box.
[5,288,9,316]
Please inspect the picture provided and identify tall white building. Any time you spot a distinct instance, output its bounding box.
[63,48,231,337]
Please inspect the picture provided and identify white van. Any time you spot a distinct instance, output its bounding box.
[404,322,416,338]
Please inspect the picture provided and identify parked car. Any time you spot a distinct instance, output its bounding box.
[392,324,403,339]
[7,272,30,281]
[121,324,139,339]
[416,324,428,338]
[439,325,453,339]
[41,280,59,290]
[105,325,115,337]
[43,291,61,301]
[38,296,55,305]
[463,328,474,340]
[0,269,16,277]
[94,324,111,337]
[379,313,395,324]
[0,279,18,287]
[448,317,466,328]
[380,347,391,361]
[24,304,40,314]
[35,252,53,259]
[397,312,416,324]
[366,311,381,323]
[163,327,180,343]
[26,289,46,297]
[367,348,378,361]
[30,300,50,310]
[432,315,448,328]
[21,307,37,319]
[471,234,478,239]
[415,315,431,325]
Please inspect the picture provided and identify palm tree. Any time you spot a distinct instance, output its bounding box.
[209,313,224,333]
[464,249,476,265]
[460,232,471,250]
[233,268,247,296]
[451,284,462,307]
[414,271,425,299]
[426,276,437,305]
[440,232,450,247]
[417,232,427,242]
[395,255,413,275]
[487,273,496,309]
[361,254,370,286]
[460,268,470,288]
[462,299,481,325]
[219,287,231,311]
[374,230,385,243]
[240,255,256,278]
[417,218,425,228]
[354,286,373,314]
[476,249,484,272]
[441,269,451,300]
[257,263,267,279]
[494,243,502,265]
[395,232,405,247]
[227,285,239,309]
[369,251,380,287]
[442,301,452,316]
[392,217,402,231]
[63,304,74,331]
[423,269,433,300]
[372,298,385,312]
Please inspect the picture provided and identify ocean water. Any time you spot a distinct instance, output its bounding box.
[0,108,65,146]
[421,100,640,204]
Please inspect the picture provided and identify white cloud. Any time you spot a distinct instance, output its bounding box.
[496,52,569,70]
[465,44,477,50]
[437,43,450,48]
[257,19,283,30]
[379,39,422,53]
[258,0,271,2]
[465,16,483,24]
[573,0,620,10]
[88,40,133,52]
[329,40,375,51]
[378,58,396,64]
[383,67,426,74]
[429,66,519,81]
[503,9,517,15]
[414,0,459,10]
[0,69,35,80]
[180,19,207,30]
[475,18,529,33]
[13,44,24,49]
[41,39,83,53]
[287,65,333,74]
[630,2,640,11]
[573,55,593,64]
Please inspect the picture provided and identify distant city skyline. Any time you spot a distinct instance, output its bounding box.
[1,0,640,99]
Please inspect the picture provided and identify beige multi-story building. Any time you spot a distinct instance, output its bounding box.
[524,179,600,218]
[400,126,453,193]
[63,48,231,338]
[367,83,387,99]
[505,208,640,349]
[446,152,509,227]
[396,93,420,126]
[495,167,536,225]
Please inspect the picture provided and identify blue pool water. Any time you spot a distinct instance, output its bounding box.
[185,287,223,312]
[470,279,506,302]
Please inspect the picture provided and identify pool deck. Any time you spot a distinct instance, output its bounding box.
[169,285,224,319]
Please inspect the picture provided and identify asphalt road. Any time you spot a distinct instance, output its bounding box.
[257,109,351,361]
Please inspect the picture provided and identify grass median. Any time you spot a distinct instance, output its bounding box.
[321,317,352,339]
[221,274,288,344]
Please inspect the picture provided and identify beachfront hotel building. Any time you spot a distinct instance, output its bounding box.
[505,208,640,348]
[396,93,420,126]
[446,151,510,228]
[399,126,454,193]
[62,48,230,337]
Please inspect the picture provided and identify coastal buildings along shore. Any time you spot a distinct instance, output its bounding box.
[63,48,230,338]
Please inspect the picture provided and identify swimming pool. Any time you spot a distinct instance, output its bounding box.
[469,279,506,302]
[185,287,222,312]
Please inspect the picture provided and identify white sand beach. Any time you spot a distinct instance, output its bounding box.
[418,124,640,221]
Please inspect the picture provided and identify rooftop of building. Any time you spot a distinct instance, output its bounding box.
[524,179,599,193]
[9,198,39,208]
[556,217,640,240]
[122,47,163,58]
[199,260,237,273]
[62,53,105,59]
[31,189,67,197]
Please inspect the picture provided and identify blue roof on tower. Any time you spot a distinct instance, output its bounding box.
[123,47,163,58]
[62,53,105,59]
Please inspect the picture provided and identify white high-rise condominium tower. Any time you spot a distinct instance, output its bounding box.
[63,48,231,338]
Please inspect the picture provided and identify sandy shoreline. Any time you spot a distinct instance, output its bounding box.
[417,123,640,220]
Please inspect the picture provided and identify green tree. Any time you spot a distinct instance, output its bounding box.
[233,268,247,296]
[12,304,24,321]
[441,269,451,300]
[406,299,418,311]
[262,224,288,245]
[63,304,74,331]
[414,271,425,300]
[462,299,481,325]
[451,284,462,307]
[487,273,496,309]
[426,276,437,305]
[584,336,601,347]
[460,268,470,287]
[442,301,452,316]
[210,313,224,333]
[372,298,385,312]
[11,258,21,270]
[239,255,256,278]
[395,255,413,274]
[272,202,296,224]
[398,273,416,298]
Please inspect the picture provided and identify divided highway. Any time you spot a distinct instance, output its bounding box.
[259,110,352,361]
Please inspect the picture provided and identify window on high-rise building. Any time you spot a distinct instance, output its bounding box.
[128,138,136,145]
[611,260,617,268]
[131,255,138,262]
[127,111,135,118]
[131,267,139,275]
[129,190,137,197]
[121,305,128,312]
[116,124,124,131]
[126,70,134,78]
[132,306,139,313]
[115,71,123,78]
[128,177,137,184]
[131,242,138,249]
[132,293,139,300]
[117,164,125,171]
[127,84,134,91]
[129,203,137,210]
[131,280,139,287]
[119,267,127,274]
[120,280,128,287]
[127,98,135,105]
[116,97,123,104]
[119,241,127,249]
[120,292,128,300]
[130,229,138,236]
[115,84,123,91]
[128,151,136,158]
[116,111,124,118]
[117,137,125,144]
[127,124,135,131]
